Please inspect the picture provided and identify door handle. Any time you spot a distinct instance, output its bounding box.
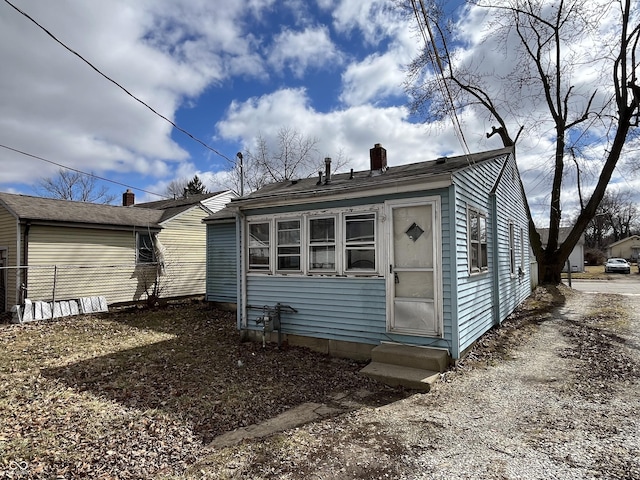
[394,272,400,284]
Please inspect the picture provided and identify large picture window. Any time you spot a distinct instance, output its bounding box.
[277,219,301,271]
[309,217,335,270]
[345,213,376,270]
[248,222,270,270]
[468,208,487,274]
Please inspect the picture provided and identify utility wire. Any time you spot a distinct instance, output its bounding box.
[0,144,167,198]
[411,0,472,158]
[4,0,234,165]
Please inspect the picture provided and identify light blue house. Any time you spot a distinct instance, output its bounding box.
[205,144,531,366]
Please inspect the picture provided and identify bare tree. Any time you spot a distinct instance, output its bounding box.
[405,0,640,284]
[164,178,189,199]
[36,169,117,204]
[228,127,351,195]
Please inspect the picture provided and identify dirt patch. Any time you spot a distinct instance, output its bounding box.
[0,302,405,479]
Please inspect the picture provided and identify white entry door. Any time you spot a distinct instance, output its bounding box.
[387,199,442,336]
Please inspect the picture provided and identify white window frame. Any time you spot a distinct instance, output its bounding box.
[344,212,377,272]
[308,215,337,272]
[276,218,302,272]
[468,206,488,275]
[245,206,380,276]
[247,220,272,272]
[509,221,516,276]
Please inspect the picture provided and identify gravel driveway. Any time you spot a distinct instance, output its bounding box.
[191,287,640,479]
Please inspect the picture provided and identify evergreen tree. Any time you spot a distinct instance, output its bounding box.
[184,175,208,196]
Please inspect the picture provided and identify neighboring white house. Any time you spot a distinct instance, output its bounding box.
[537,227,585,272]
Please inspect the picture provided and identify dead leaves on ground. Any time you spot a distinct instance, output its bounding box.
[0,303,382,479]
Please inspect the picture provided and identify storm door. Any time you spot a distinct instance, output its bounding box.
[387,199,442,336]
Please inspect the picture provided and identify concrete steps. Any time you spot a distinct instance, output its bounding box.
[360,344,450,391]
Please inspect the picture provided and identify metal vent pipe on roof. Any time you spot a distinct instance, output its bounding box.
[324,157,331,184]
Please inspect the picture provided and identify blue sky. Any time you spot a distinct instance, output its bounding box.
[0,0,634,224]
[0,0,480,200]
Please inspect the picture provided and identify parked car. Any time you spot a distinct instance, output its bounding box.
[605,258,631,274]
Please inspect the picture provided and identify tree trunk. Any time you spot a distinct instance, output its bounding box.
[539,252,564,285]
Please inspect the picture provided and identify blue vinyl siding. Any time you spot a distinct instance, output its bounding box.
[244,275,451,350]
[245,276,386,344]
[452,153,531,353]
[206,222,237,303]
[492,159,531,323]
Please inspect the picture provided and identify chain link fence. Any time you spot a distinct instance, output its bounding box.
[0,261,206,322]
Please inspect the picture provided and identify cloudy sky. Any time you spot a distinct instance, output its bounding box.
[0,0,636,226]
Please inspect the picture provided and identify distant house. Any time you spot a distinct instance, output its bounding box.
[0,190,235,314]
[204,144,531,362]
[607,235,640,261]
[536,227,585,272]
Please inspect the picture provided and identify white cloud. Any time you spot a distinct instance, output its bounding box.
[339,52,405,106]
[216,87,489,173]
[0,0,272,191]
[268,26,343,78]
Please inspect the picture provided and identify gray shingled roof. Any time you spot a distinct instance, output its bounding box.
[230,146,512,206]
[136,191,225,210]
[0,192,164,228]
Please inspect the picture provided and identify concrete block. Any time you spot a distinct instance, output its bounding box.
[69,300,79,315]
[97,296,108,312]
[10,305,22,324]
[52,302,63,318]
[41,302,52,319]
[60,301,71,317]
[79,297,93,313]
[22,299,34,322]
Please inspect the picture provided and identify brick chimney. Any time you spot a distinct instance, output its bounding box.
[122,189,135,206]
[369,143,387,171]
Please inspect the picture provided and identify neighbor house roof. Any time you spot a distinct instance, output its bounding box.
[0,192,163,229]
[136,191,231,223]
[607,234,640,248]
[538,227,585,246]
[217,146,513,213]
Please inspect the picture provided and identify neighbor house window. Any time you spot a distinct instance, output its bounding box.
[277,219,301,271]
[509,222,516,275]
[248,222,270,271]
[345,213,376,270]
[468,208,487,273]
[309,217,336,270]
[137,233,155,263]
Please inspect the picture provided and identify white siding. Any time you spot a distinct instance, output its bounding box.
[0,207,19,308]
[156,205,209,298]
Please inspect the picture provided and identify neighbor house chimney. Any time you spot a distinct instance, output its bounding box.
[369,143,387,171]
[122,189,135,206]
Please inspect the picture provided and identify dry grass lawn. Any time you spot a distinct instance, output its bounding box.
[0,302,393,479]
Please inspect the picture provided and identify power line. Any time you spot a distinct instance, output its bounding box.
[411,0,472,158]
[3,0,234,165]
[0,144,167,198]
